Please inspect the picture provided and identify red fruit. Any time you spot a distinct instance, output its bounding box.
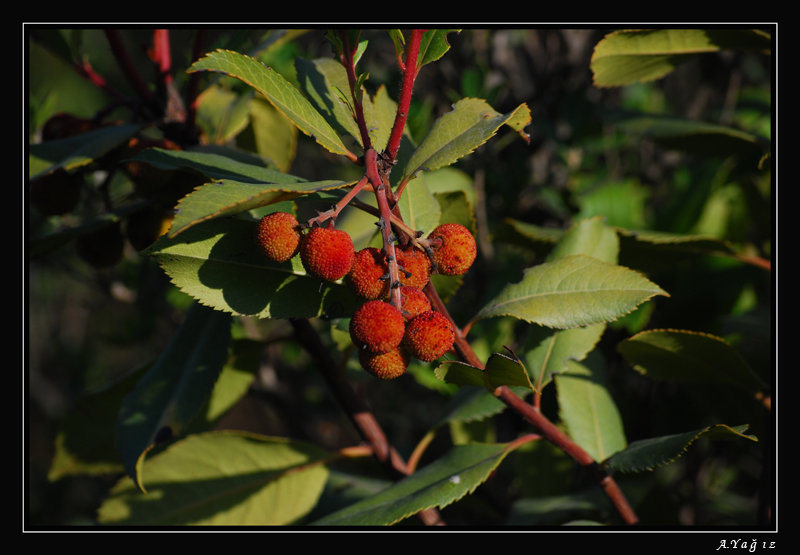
[396,247,432,289]
[428,223,477,276]
[300,227,355,281]
[403,310,455,362]
[349,300,406,355]
[254,212,301,263]
[358,346,409,379]
[398,286,431,321]
[347,247,390,299]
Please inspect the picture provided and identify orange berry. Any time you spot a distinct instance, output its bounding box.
[347,247,390,299]
[403,310,455,362]
[428,223,476,276]
[358,346,409,379]
[300,227,355,281]
[254,212,301,263]
[396,247,432,289]
[349,300,406,354]
[398,286,431,321]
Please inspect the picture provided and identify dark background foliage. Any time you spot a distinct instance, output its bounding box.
[27,28,773,527]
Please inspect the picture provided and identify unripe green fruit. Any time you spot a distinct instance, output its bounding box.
[300,227,355,281]
[428,223,477,276]
[403,310,455,362]
[253,212,301,263]
[350,300,406,355]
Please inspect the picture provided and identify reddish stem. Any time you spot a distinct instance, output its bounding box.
[73,59,125,101]
[104,30,156,109]
[152,29,172,85]
[366,150,402,309]
[423,280,639,525]
[385,29,425,161]
[340,31,372,150]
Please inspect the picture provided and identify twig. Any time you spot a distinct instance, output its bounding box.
[422,280,639,525]
[385,30,425,162]
[289,318,444,525]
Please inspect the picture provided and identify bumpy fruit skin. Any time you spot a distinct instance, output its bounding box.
[403,310,455,362]
[350,300,406,354]
[398,286,431,321]
[300,227,355,281]
[428,223,477,276]
[358,346,409,379]
[254,212,301,263]
[347,247,390,299]
[396,247,432,289]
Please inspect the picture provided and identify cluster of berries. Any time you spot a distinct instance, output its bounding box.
[253,212,477,379]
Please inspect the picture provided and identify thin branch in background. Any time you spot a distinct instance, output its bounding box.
[289,318,445,525]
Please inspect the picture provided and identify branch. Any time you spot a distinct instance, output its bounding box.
[366,149,402,309]
[289,318,444,525]
[422,280,639,525]
[104,30,158,115]
[385,29,425,161]
[339,30,372,150]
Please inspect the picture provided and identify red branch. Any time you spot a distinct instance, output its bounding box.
[104,30,156,109]
[385,30,425,161]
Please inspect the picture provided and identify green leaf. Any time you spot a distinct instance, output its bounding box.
[607,111,765,157]
[131,146,305,185]
[115,303,232,492]
[48,365,150,481]
[617,329,768,395]
[523,217,613,390]
[144,217,361,319]
[617,228,740,273]
[29,123,141,179]
[604,424,757,474]
[398,99,530,188]
[547,216,619,264]
[474,255,669,329]
[98,431,330,525]
[591,29,771,88]
[188,49,357,161]
[245,96,298,172]
[397,171,442,237]
[128,148,354,238]
[295,57,364,147]
[312,442,514,525]
[435,353,537,392]
[573,180,649,231]
[436,388,507,427]
[494,218,562,255]
[523,324,605,391]
[417,30,461,69]
[195,83,253,145]
[555,355,627,462]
